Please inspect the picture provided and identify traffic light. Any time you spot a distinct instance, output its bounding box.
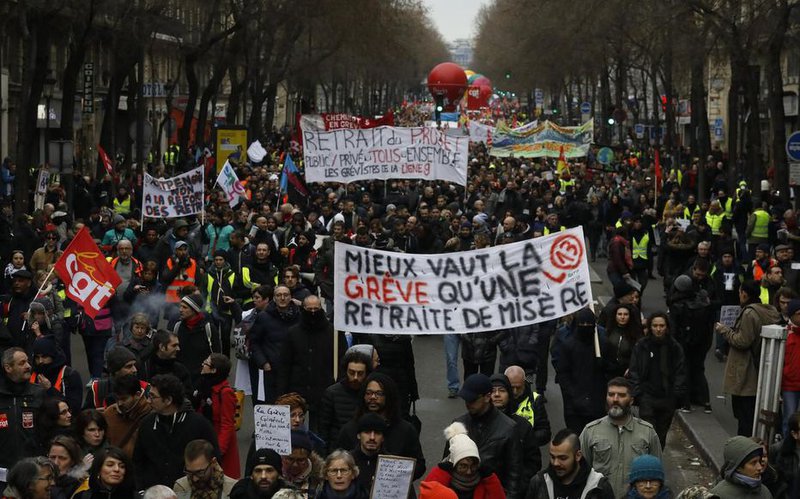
[505,71,512,79]
[660,95,667,113]
[434,94,444,125]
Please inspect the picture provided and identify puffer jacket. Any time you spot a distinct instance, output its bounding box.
[424,463,506,499]
[318,380,361,454]
[717,303,782,396]
[710,436,773,498]
[460,331,498,365]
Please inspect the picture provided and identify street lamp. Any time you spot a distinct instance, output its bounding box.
[43,75,57,167]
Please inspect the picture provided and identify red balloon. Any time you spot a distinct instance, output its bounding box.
[478,85,492,106]
[427,62,467,110]
[472,76,492,90]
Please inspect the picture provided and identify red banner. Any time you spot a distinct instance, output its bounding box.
[467,86,482,110]
[54,227,121,319]
[299,111,395,132]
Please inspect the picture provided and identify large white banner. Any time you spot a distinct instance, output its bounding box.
[302,126,468,185]
[143,165,204,218]
[333,227,592,334]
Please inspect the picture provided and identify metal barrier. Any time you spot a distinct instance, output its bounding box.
[753,324,788,441]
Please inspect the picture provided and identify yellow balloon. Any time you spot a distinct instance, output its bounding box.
[464,70,476,77]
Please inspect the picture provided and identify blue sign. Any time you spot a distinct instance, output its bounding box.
[714,118,723,128]
[634,123,645,136]
[787,131,800,162]
[580,102,591,114]
[597,147,615,165]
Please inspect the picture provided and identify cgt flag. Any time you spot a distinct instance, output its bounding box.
[54,227,121,318]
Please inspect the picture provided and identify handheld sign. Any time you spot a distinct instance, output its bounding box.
[254,405,292,455]
[719,305,741,328]
[370,455,416,499]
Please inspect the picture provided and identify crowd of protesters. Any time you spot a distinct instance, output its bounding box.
[0,105,795,499]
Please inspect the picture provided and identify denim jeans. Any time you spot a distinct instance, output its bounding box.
[783,390,800,436]
[444,334,460,391]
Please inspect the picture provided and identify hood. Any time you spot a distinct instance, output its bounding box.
[721,436,762,479]
[746,303,783,324]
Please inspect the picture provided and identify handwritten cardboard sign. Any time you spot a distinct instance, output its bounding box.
[254,404,291,455]
[720,305,741,328]
[143,165,204,218]
[370,455,415,499]
[334,227,593,334]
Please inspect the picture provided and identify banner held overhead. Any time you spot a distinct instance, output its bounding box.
[333,227,592,334]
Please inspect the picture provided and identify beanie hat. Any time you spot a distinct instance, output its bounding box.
[756,243,771,254]
[613,281,636,299]
[674,275,694,293]
[106,346,137,374]
[33,297,54,313]
[181,293,204,314]
[628,454,665,484]
[489,373,511,394]
[443,422,480,466]
[788,299,800,319]
[213,249,228,260]
[290,430,313,452]
[420,481,457,499]
[458,373,492,403]
[29,301,46,315]
[113,214,125,225]
[251,448,282,471]
[357,413,388,434]
[31,336,59,359]
[174,240,189,250]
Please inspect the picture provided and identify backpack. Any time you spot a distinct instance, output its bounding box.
[232,309,257,360]
[232,388,245,431]
[173,321,216,352]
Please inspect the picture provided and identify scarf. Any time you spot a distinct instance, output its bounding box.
[449,470,480,493]
[190,464,225,499]
[276,304,299,322]
[732,471,762,489]
[321,483,358,498]
[284,458,312,487]
[186,313,204,330]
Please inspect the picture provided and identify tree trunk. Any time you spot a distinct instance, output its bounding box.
[57,46,85,141]
[600,66,612,144]
[690,55,711,202]
[727,59,743,189]
[195,61,228,148]
[178,56,199,163]
[745,64,763,200]
[14,20,50,214]
[767,2,789,204]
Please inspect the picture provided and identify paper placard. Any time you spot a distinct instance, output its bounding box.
[720,305,741,328]
[142,165,204,218]
[370,455,415,499]
[254,404,291,455]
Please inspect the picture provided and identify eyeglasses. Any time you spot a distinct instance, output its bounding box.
[147,392,161,400]
[365,390,385,398]
[36,474,55,483]
[202,361,213,368]
[184,462,211,478]
[326,468,352,477]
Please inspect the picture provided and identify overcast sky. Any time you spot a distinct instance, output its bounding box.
[422,0,490,43]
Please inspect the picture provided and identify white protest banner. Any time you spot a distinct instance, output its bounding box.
[302,126,468,185]
[215,160,247,208]
[468,121,494,144]
[142,165,204,218]
[369,455,415,499]
[334,227,592,335]
[720,305,741,328]
[247,140,267,163]
[254,404,292,455]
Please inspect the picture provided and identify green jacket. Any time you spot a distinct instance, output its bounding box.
[710,436,774,498]
[579,415,662,498]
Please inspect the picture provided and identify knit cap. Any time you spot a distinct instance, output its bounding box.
[106,346,137,374]
[252,448,282,471]
[674,275,694,293]
[181,293,204,314]
[628,454,665,484]
[357,413,388,434]
[443,422,480,466]
[788,299,800,319]
[290,430,313,452]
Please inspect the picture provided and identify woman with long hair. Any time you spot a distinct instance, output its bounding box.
[74,410,108,465]
[48,435,88,498]
[603,304,643,380]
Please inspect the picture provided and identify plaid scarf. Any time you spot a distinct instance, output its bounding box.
[190,464,225,499]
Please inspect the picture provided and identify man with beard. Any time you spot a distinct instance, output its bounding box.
[230,448,288,499]
[0,347,46,474]
[579,377,661,498]
[351,413,387,493]
[84,346,143,410]
[248,243,278,289]
[139,330,193,394]
[104,374,153,458]
[319,350,373,453]
[29,336,82,414]
[525,429,614,499]
[277,295,346,431]
[174,439,237,499]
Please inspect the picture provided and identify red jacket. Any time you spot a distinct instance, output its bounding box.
[783,325,800,392]
[201,380,241,478]
[423,464,506,499]
[607,235,633,274]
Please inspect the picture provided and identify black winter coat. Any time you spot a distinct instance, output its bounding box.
[174,316,221,386]
[451,407,523,499]
[0,373,46,470]
[133,410,219,489]
[248,302,300,371]
[628,335,688,401]
[277,313,347,417]
[558,333,607,419]
[318,380,361,454]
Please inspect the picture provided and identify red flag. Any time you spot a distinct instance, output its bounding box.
[654,149,662,187]
[54,227,121,318]
[98,145,113,176]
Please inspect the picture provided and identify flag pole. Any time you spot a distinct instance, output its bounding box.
[21,266,56,331]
